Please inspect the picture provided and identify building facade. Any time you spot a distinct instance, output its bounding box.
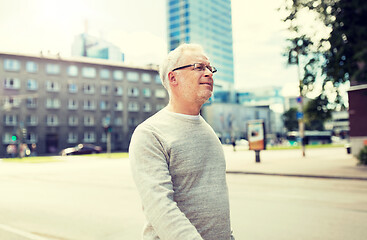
[201,102,278,144]
[0,52,168,157]
[167,0,234,91]
[72,33,125,62]
[348,84,367,156]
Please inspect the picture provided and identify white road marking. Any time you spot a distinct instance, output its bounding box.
[0,223,52,240]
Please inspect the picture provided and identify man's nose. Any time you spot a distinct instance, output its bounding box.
[204,66,213,77]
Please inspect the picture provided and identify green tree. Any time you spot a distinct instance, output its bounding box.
[304,95,332,130]
[283,107,299,131]
[280,0,367,109]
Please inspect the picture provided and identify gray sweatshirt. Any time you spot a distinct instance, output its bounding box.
[129,108,232,240]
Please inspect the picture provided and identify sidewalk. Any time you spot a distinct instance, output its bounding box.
[223,145,367,180]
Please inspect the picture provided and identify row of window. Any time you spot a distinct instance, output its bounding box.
[3,78,167,97]
[2,131,126,144]
[2,98,165,111]
[2,59,161,83]
[3,114,146,126]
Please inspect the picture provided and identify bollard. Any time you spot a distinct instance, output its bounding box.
[255,150,261,163]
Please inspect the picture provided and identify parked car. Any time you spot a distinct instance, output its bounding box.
[60,144,102,156]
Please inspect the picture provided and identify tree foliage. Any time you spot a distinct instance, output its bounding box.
[282,107,299,131]
[280,0,367,109]
[304,95,331,130]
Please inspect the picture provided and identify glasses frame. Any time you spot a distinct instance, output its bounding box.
[172,63,217,73]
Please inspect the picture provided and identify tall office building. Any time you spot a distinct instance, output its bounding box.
[167,0,235,92]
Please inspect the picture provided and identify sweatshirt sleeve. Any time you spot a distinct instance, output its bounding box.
[129,125,203,240]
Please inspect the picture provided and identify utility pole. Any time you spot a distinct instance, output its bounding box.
[296,48,306,157]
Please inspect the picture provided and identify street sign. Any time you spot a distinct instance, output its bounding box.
[296,112,304,119]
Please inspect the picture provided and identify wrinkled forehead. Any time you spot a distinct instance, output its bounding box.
[179,49,210,66]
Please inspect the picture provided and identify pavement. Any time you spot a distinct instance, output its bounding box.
[222,145,367,180]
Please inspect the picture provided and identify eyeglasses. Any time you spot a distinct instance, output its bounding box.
[172,63,217,73]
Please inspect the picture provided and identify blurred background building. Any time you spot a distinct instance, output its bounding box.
[72,33,125,62]
[167,0,235,94]
[0,52,168,157]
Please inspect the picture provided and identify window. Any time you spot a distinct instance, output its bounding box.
[115,101,123,111]
[84,115,95,126]
[26,115,38,126]
[156,104,165,111]
[26,98,37,108]
[128,117,139,127]
[143,103,151,112]
[100,100,110,110]
[4,97,20,108]
[4,59,20,71]
[27,133,37,143]
[46,63,60,75]
[3,133,16,144]
[155,89,167,98]
[67,132,78,143]
[46,115,59,126]
[142,88,151,97]
[113,70,123,80]
[68,99,78,110]
[68,83,78,93]
[100,69,110,79]
[115,86,123,96]
[83,132,96,143]
[82,67,96,78]
[46,81,60,92]
[46,98,60,109]
[142,73,151,83]
[114,117,123,126]
[83,84,95,94]
[83,100,96,110]
[101,132,107,143]
[27,79,38,90]
[4,78,20,89]
[3,114,17,126]
[128,87,139,97]
[101,85,109,95]
[26,61,38,73]
[155,74,162,84]
[128,102,139,112]
[67,65,78,77]
[68,116,78,126]
[127,71,139,82]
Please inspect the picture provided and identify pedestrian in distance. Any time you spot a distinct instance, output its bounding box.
[129,43,235,240]
[231,137,236,152]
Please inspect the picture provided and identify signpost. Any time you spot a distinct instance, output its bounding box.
[247,120,266,163]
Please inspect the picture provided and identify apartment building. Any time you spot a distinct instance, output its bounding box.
[0,52,168,157]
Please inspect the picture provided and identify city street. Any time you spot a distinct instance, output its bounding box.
[0,149,367,240]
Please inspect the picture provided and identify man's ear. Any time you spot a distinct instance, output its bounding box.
[168,72,178,86]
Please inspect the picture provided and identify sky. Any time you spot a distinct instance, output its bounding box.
[0,0,300,96]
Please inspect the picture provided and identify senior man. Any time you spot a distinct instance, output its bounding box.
[129,43,234,240]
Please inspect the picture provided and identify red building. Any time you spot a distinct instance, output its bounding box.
[348,84,367,156]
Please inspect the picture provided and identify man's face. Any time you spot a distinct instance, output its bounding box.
[173,50,214,104]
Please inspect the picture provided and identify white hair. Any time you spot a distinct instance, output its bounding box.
[159,43,205,94]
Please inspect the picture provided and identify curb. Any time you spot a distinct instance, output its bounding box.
[226,171,367,181]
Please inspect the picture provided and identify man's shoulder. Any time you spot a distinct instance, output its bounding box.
[134,109,168,132]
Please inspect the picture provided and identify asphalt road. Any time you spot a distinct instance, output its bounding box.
[0,154,366,240]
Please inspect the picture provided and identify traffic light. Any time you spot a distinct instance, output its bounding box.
[11,135,17,141]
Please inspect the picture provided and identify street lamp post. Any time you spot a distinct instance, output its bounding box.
[296,49,306,157]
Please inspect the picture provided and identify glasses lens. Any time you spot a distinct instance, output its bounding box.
[193,63,205,71]
[194,63,216,73]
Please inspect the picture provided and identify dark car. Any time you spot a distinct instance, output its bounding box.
[60,144,103,156]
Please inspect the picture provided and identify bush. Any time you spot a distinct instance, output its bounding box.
[357,146,367,165]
